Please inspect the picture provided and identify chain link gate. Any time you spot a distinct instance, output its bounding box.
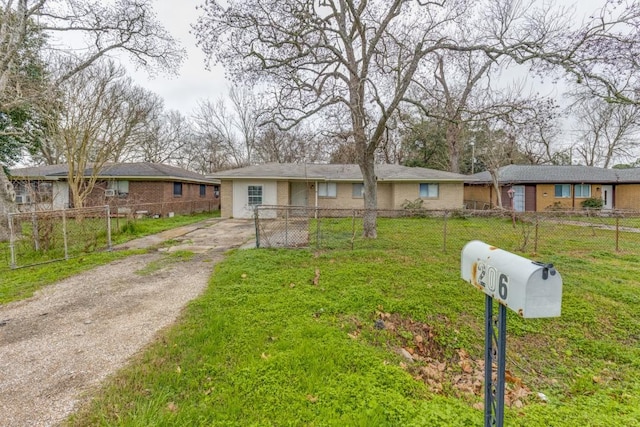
[7,205,112,269]
[254,205,311,248]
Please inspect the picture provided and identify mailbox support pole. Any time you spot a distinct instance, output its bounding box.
[484,295,507,427]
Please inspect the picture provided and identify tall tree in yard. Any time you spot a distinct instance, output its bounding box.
[571,97,640,168]
[0,0,184,240]
[195,0,640,237]
[53,60,158,209]
[195,0,467,238]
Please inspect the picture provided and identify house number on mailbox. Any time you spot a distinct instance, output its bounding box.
[477,261,509,300]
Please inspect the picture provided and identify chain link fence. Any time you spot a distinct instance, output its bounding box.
[6,206,111,269]
[254,205,640,254]
[2,200,220,269]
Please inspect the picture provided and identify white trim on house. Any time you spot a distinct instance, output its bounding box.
[232,181,278,218]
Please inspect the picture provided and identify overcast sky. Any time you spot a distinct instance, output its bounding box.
[132,1,605,116]
[125,0,229,115]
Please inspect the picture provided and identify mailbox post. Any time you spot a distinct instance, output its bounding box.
[461,241,562,427]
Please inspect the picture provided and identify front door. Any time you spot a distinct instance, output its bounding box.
[290,182,308,206]
[601,185,613,209]
[512,185,525,212]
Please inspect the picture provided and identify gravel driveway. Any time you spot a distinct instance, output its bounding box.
[0,218,255,427]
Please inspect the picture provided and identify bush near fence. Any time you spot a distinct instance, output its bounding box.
[254,205,640,254]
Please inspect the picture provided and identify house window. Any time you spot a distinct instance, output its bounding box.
[574,184,591,198]
[200,184,206,197]
[173,182,183,197]
[35,182,52,203]
[248,185,263,206]
[318,182,337,198]
[419,183,439,198]
[352,183,364,198]
[107,180,129,197]
[554,184,570,198]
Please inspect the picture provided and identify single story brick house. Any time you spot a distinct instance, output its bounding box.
[209,163,469,219]
[10,162,221,215]
[465,165,640,211]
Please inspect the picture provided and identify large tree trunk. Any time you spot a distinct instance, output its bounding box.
[360,156,378,239]
[446,120,463,173]
[0,169,17,241]
[489,168,503,208]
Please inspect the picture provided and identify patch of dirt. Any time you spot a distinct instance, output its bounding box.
[0,219,255,427]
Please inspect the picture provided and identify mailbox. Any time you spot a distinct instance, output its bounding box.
[461,240,562,318]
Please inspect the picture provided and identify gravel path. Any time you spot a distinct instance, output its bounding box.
[0,218,255,427]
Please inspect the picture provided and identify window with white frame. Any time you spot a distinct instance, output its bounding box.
[419,183,439,198]
[108,180,129,196]
[318,182,337,197]
[248,185,263,205]
[574,184,591,198]
[352,183,364,198]
[554,184,570,198]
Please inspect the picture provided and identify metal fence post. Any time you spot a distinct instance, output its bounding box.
[8,213,16,268]
[534,215,539,254]
[254,206,260,248]
[443,210,448,253]
[106,205,112,251]
[616,215,620,252]
[351,210,356,250]
[285,207,289,248]
[31,211,40,251]
[316,209,320,249]
[62,208,69,260]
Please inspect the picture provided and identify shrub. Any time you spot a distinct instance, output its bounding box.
[401,198,424,210]
[581,197,604,209]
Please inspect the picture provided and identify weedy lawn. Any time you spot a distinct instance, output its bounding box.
[0,212,218,304]
[68,217,640,426]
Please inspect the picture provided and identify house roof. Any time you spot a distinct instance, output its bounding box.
[468,164,640,184]
[209,163,469,182]
[8,164,69,179]
[10,162,218,184]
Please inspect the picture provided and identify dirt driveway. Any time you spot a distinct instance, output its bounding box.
[0,218,255,427]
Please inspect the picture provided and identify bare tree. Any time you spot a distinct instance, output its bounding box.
[475,119,526,209]
[196,0,640,237]
[133,110,195,165]
[254,124,326,164]
[407,50,497,173]
[195,0,465,237]
[571,98,640,168]
[192,86,263,168]
[52,60,157,208]
[0,0,185,239]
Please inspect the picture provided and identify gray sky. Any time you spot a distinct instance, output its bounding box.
[126,0,229,114]
[134,0,600,116]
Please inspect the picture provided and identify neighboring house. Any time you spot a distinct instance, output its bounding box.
[9,162,221,215]
[465,164,640,211]
[209,163,469,219]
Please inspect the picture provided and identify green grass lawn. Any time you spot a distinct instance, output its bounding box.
[0,211,219,304]
[66,217,640,426]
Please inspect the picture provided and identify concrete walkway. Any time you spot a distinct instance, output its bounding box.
[114,217,256,252]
